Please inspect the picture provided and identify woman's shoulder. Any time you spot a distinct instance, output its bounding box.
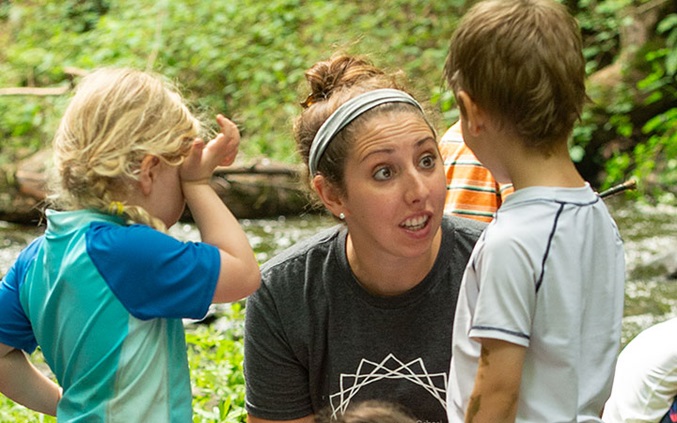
[442,214,487,239]
[250,225,344,311]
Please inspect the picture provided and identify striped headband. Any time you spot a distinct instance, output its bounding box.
[308,88,429,176]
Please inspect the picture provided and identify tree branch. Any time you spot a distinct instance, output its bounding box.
[0,67,88,96]
[0,86,69,96]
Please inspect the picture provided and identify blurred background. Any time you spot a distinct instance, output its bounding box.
[1,0,676,202]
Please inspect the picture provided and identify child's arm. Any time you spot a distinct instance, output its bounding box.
[180,114,261,303]
[0,342,61,416]
[465,338,526,423]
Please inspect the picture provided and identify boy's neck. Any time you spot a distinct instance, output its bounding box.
[503,138,586,191]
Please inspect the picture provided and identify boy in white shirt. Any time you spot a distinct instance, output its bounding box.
[443,1,626,421]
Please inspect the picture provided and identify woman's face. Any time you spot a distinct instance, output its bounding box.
[338,111,446,261]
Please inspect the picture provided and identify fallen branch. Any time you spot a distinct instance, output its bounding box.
[0,86,70,96]
[0,67,88,97]
[213,162,301,177]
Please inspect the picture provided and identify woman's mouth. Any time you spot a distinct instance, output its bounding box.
[400,215,429,231]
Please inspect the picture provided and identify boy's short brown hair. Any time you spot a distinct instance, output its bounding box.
[445,0,586,150]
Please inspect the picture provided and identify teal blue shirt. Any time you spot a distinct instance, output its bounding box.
[0,209,221,422]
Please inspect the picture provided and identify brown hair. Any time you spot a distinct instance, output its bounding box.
[445,0,586,150]
[315,400,417,423]
[293,54,429,202]
[49,67,201,231]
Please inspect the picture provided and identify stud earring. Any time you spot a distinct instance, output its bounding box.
[339,212,345,220]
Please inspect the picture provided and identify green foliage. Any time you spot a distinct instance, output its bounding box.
[1,0,675,199]
[186,303,248,422]
[568,0,633,158]
[0,396,56,423]
[0,0,463,163]
[576,0,630,73]
[601,12,677,202]
[0,97,64,165]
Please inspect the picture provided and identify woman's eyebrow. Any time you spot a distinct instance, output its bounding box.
[360,146,395,162]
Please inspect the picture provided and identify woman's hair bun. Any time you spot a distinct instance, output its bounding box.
[301,55,386,108]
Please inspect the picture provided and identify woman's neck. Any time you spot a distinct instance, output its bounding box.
[345,229,442,297]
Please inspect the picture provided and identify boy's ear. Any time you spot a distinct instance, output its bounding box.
[457,91,487,137]
[312,174,346,219]
[138,155,161,196]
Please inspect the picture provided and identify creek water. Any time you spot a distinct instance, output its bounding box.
[0,198,675,346]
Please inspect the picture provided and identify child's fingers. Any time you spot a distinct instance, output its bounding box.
[212,115,240,166]
[215,136,239,167]
[216,114,239,138]
[203,133,237,167]
[185,138,205,164]
[216,113,228,128]
[180,139,205,180]
[217,116,240,146]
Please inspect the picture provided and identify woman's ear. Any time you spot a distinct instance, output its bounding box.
[312,174,346,219]
[138,155,161,196]
[457,91,486,137]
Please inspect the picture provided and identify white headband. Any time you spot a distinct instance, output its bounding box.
[308,88,428,176]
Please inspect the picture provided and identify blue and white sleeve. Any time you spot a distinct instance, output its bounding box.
[0,237,43,353]
[87,223,221,320]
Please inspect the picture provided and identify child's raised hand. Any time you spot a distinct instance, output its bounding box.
[181,114,240,185]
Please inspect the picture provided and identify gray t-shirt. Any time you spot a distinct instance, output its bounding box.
[244,216,484,422]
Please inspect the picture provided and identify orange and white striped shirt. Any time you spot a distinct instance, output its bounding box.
[439,122,513,223]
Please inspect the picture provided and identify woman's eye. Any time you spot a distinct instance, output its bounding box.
[419,154,436,169]
[373,167,392,181]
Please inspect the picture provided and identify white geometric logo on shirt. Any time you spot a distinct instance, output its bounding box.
[329,353,448,417]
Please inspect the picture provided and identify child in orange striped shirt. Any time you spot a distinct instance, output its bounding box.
[440,120,513,222]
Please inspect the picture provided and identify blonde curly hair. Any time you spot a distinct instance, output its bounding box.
[48,67,201,231]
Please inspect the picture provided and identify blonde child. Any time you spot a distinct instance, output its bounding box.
[0,68,260,421]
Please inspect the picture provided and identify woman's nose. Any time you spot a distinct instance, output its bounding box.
[403,169,429,205]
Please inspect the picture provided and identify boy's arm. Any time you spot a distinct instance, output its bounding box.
[0,342,61,416]
[465,338,526,423]
[180,115,260,303]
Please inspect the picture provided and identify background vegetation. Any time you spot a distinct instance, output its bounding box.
[0,1,676,421]
[1,0,675,202]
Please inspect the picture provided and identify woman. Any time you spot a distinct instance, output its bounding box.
[243,55,485,422]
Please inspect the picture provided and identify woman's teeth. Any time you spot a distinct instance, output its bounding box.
[401,215,428,231]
